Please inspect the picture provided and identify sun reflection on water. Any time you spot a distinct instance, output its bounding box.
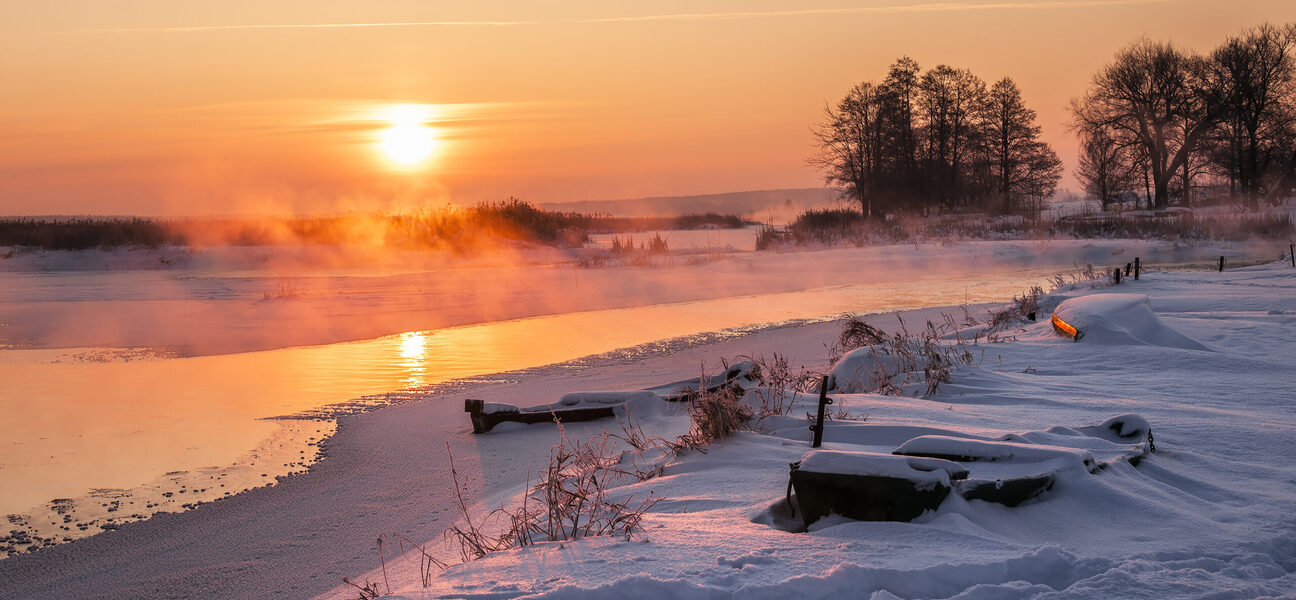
[398,331,427,388]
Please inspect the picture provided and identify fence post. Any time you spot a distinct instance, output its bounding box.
[1290,243,1294,267]
[810,376,832,448]
[1219,256,1225,272]
[1114,269,1121,284]
[1134,257,1140,280]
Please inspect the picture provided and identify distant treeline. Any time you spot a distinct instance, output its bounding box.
[0,199,750,251]
[813,21,1296,219]
[757,207,1293,249]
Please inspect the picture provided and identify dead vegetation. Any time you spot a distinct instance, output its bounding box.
[259,277,311,301]
[743,353,819,417]
[440,423,662,567]
[358,375,756,595]
[678,381,753,447]
[826,316,888,366]
[1048,261,1104,292]
[822,263,1108,398]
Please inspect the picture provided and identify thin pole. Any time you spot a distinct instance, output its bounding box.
[810,376,832,448]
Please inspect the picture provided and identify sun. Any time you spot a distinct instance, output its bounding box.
[377,105,438,167]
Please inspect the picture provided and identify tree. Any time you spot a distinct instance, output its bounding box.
[879,57,922,207]
[1071,40,1222,208]
[1211,23,1296,208]
[1077,128,1137,210]
[809,83,886,217]
[985,78,1063,213]
[811,59,1060,217]
[918,66,988,209]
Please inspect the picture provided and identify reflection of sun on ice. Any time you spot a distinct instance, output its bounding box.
[378,104,438,167]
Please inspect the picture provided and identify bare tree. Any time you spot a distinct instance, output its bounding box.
[1211,23,1296,208]
[918,66,988,209]
[1077,129,1137,210]
[879,57,922,209]
[809,83,885,217]
[986,78,1063,213]
[811,60,1059,217]
[1072,40,1222,208]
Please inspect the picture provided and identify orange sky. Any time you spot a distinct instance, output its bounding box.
[3,0,1295,216]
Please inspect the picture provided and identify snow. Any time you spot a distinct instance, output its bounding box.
[482,391,663,415]
[1049,293,1210,350]
[893,436,1099,470]
[358,261,1295,600]
[556,391,662,408]
[828,345,916,393]
[1088,413,1151,440]
[2,248,1295,599]
[795,450,963,485]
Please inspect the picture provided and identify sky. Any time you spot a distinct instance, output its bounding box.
[3,0,1295,216]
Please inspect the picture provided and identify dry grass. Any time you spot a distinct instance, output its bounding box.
[431,373,757,577]
[828,314,979,397]
[983,285,1044,343]
[259,278,311,301]
[743,353,820,417]
[826,316,888,366]
[435,416,668,572]
[341,576,383,599]
[678,381,753,448]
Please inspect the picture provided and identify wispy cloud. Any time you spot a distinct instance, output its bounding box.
[578,0,1179,24]
[83,0,1179,33]
[87,20,524,34]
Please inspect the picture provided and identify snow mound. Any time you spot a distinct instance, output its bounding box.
[826,343,931,393]
[554,390,660,409]
[1051,293,1209,350]
[893,436,1098,472]
[1082,413,1152,441]
[796,450,967,485]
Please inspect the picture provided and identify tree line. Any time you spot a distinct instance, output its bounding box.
[810,57,1062,218]
[814,22,1296,218]
[1073,23,1296,211]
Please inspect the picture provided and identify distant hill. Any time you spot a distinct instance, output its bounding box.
[538,188,844,224]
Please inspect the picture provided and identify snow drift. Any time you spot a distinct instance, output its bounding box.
[1050,293,1209,350]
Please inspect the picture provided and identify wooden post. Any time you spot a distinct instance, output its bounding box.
[1290,243,1294,267]
[810,376,832,448]
[1125,262,1132,276]
[1114,269,1121,284]
[1134,257,1140,280]
[1219,256,1225,272]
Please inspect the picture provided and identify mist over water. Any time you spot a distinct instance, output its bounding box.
[0,233,1273,551]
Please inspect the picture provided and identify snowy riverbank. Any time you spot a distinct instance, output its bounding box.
[353,261,1296,600]
[2,259,1293,599]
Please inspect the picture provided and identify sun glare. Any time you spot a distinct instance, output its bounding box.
[377,104,438,167]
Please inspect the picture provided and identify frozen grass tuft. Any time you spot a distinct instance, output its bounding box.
[744,353,819,417]
[679,380,753,447]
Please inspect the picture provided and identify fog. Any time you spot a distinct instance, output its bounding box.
[0,233,1275,357]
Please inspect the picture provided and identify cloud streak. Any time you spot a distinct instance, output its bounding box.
[84,0,1180,33]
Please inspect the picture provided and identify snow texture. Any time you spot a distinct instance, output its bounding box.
[796,450,964,485]
[1050,293,1210,350]
[3,252,1295,600]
